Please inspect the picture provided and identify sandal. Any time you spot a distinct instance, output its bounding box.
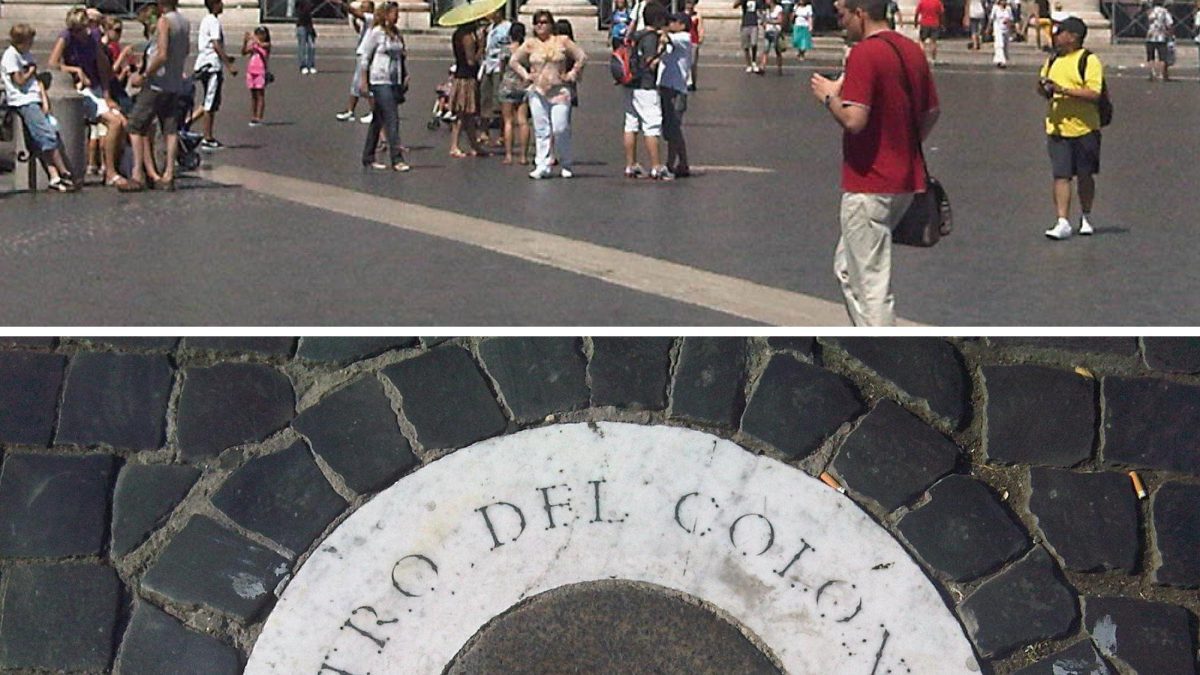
[371,162,390,170]
[449,149,470,158]
[47,178,71,192]
[392,162,412,172]
[154,178,176,192]
[108,175,143,192]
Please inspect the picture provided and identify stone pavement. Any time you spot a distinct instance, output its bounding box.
[0,336,1197,673]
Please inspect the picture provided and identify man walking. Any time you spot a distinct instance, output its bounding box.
[913,0,943,63]
[192,0,236,149]
[734,0,763,73]
[1039,17,1103,240]
[811,0,939,326]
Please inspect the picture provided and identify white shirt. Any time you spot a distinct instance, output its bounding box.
[990,4,1012,34]
[355,12,375,56]
[657,31,691,93]
[968,0,985,19]
[194,13,224,71]
[765,5,784,33]
[793,4,813,29]
[2,46,42,107]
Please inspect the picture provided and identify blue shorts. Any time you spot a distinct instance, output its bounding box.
[15,103,60,153]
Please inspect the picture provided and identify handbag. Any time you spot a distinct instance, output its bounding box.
[265,71,276,84]
[875,34,953,247]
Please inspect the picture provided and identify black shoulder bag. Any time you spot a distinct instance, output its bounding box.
[875,34,952,247]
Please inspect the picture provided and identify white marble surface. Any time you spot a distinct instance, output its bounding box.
[248,423,980,674]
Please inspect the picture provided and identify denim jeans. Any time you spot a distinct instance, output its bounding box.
[362,83,404,165]
[295,26,316,70]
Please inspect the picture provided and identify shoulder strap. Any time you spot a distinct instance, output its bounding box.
[1077,49,1090,80]
[872,33,929,172]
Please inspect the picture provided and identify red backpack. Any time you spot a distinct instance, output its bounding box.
[610,30,645,86]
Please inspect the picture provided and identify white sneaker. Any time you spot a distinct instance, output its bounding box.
[560,168,573,179]
[359,113,373,124]
[528,167,552,179]
[1044,221,1073,240]
[300,67,310,74]
[1079,217,1094,235]
[745,66,754,73]
[335,110,355,121]
[309,67,318,74]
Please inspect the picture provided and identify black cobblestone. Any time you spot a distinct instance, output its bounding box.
[0,337,55,348]
[741,355,863,460]
[1152,482,1200,587]
[382,347,507,450]
[1142,337,1200,373]
[831,400,960,512]
[1084,597,1196,674]
[765,337,815,354]
[142,516,290,622]
[296,337,418,363]
[958,547,1080,658]
[0,453,116,557]
[1103,377,1200,474]
[0,351,66,446]
[671,337,747,428]
[211,440,348,555]
[292,376,417,495]
[111,464,201,557]
[116,602,242,675]
[56,352,173,450]
[1028,468,1138,573]
[478,337,590,422]
[1011,639,1111,675]
[0,564,122,671]
[988,337,1139,354]
[589,337,673,410]
[828,337,969,424]
[80,337,179,351]
[984,365,1095,466]
[177,363,295,461]
[897,474,1029,582]
[184,337,296,357]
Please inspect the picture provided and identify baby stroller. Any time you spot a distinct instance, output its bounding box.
[426,67,457,130]
[174,80,203,171]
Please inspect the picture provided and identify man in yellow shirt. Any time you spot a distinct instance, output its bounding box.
[1038,17,1103,240]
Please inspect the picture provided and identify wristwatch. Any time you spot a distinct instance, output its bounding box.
[823,93,833,109]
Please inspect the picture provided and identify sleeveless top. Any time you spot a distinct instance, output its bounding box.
[453,27,479,79]
[147,10,190,93]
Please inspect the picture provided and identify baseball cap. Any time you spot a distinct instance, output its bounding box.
[1054,16,1088,41]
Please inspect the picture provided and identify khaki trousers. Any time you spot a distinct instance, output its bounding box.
[834,191,914,327]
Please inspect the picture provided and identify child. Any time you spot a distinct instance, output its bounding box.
[242,26,271,126]
[763,0,786,74]
[2,24,77,191]
[610,0,632,48]
[989,0,1013,68]
[791,0,812,59]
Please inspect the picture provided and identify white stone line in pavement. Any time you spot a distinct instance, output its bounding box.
[207,165,922,326]
[691,165,776,174]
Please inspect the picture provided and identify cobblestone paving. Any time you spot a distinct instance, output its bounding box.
[0,336,1197,673]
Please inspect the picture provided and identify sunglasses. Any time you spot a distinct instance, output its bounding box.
[535,19,552,24]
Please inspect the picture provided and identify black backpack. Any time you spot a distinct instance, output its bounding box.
[1046,49,1112,127]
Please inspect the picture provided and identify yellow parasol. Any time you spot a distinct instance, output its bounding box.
[434,0,506,27]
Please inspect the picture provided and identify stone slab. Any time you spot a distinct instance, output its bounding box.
[116,602,242,675]
[671,337,747,428]
[1011,639,1111,675]
[184,337,296,357]
[478,337,590,422]
[297,337,418,363]
[111,464,202,557]
[987,338,1139,355]
[1152,482,1200,587]
[292,376,417,495]
[741,355,863,460]
[1142,337,1200,373]
[79,337,180,350]
[0,351,66,446]
[0,337,56,348]
[0,453,116,557]
[382,347,508,451]
[0,564,122,671]
[142,515,291,622]
[446,581,780,674]
[247,423,980,675]
[1103,376,1200,474]
[766,337,816,354]
[589,337,673,410]
[1084,597,1196,675]
[897,475,1029,582]
[211,440,348,555]
[958,547,1079,658]
[832,400,960,512]
[984,366,1095,466]
[1028,468,1138,573]
[56,352,173,450]
[830,338,969,425]
[177,363,296,461]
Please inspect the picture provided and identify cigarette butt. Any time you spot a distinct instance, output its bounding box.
[1129,471,1147,499]
[819,471,846,493]
[1074,366,1094,378]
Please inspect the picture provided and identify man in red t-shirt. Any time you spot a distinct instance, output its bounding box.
[810,0,939,326]
[913,0,944,62]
